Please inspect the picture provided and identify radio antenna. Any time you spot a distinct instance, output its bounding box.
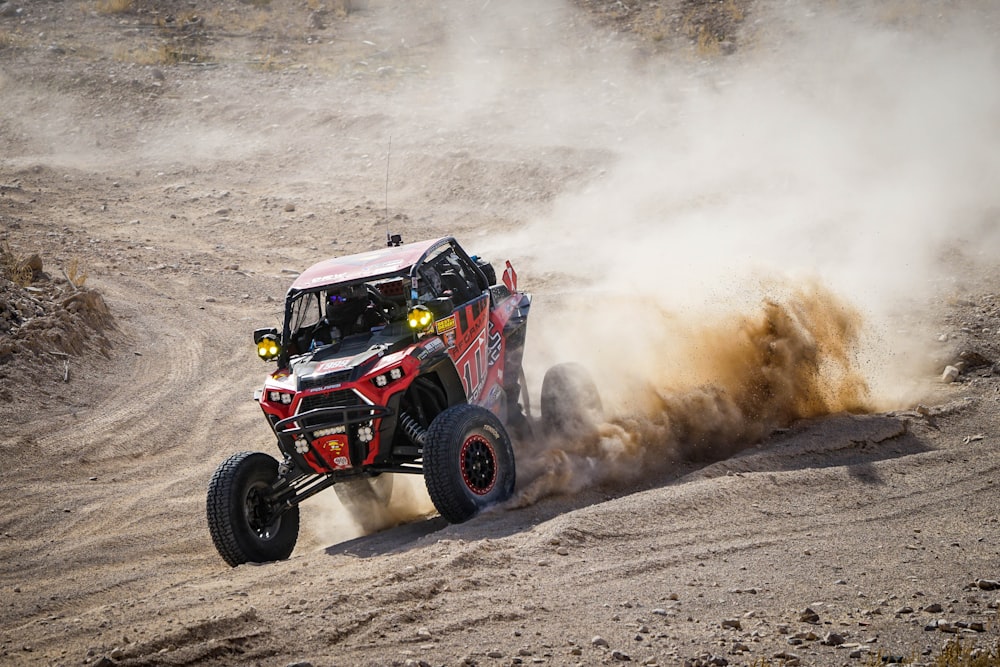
[384,135,392,246]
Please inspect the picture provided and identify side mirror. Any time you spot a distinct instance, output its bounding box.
[253,327,280,344]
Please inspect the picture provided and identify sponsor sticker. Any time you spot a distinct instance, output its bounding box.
[483,424,501,439]
[318,435,347,455]
[488,329,502,366]
[333,456,349,467]
[315,359,352,373]
[423,337,446,354]
[435,315,457,334]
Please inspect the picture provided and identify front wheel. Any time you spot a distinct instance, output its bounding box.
[423,404,516,523]
[206,451,299,567]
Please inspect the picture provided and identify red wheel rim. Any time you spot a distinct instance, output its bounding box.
[460,434,497,495]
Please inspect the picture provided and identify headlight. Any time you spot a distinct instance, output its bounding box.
[266,390,293,405]
[371,366,405,389]
[407,305,433,331]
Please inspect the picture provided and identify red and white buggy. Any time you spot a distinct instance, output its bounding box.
[206,236,599,567]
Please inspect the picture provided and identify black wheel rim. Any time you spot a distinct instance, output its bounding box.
[244,481,280,540]
[460,434,497,495]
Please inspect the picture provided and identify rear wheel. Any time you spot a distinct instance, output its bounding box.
[334,474,395,532]
[424,404,516,523]
[206,451,299,567]
[541,362,603,450]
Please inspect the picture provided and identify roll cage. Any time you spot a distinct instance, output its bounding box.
[276,237,490,368]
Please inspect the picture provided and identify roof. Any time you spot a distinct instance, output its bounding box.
[290,237,444,291]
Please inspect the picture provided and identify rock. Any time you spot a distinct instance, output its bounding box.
[975,579,1000,591]
[416,627,432,639]
[721,618,741,630]
[772,651,799,666]
[957,349,993,370]
[486,650,503,658]
[922,603,943,613]
[0,2,19,17]
[284,202,296,212]
[592,636,610,648]
[285,662,314,667]
[822,632,845,646]
[732,642,749,653]
[555,546,569,556]
[941,365,960,382]
[895,606,914,615]
[798,607,820,624]
[849,648,863,659]
[611,649,632,661]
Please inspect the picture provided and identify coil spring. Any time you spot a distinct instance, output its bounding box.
[398,411,427,447]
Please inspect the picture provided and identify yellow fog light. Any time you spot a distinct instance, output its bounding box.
[257,336,281,361]
[407,305,433,331]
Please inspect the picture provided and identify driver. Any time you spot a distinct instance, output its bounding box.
[325,284,386,337]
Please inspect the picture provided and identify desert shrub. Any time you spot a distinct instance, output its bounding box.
[0,243,32,287]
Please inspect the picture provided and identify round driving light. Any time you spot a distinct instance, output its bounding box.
[407,305,433,331]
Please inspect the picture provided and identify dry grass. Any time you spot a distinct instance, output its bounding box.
[114,40,209,65]
[216,8,272,34]
[65,258,88,289]
[95,0,133,15]
[0,28,27,50]
[723,0,745,23]
[695,25,722,56]
[932,638,1000,666]
[0,243,32,287]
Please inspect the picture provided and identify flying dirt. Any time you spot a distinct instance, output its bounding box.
[513,281,874,506]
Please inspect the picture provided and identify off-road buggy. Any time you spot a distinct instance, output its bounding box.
[206,236,600,567]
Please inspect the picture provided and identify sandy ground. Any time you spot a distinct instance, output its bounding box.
[1,1,999,666]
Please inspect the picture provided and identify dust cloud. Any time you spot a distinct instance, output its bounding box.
[306,474,436,545]
[513,281,873,505]
[440,2,1000,503]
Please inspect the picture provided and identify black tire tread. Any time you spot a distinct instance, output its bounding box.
[206,451,299,567]
[423,404,515,524]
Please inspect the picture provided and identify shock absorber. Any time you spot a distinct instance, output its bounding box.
[398,411,427,447]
